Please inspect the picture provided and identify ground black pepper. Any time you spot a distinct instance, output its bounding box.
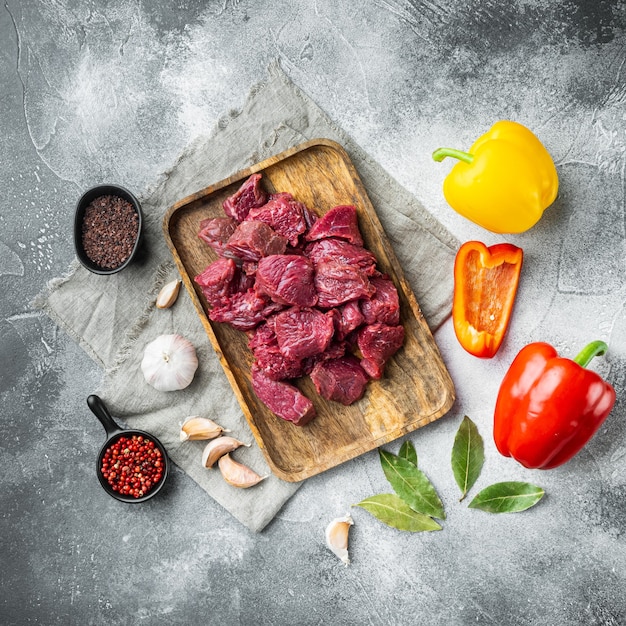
[81,195,139,269]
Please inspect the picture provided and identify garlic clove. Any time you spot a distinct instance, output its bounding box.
[156,279,182,309]
[201,437,249,468]
[325,513,354,566]
[180,416,230,441]
[217,453,266,488]
[141,334,198,392]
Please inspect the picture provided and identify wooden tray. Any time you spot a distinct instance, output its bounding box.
[163,139,455,482]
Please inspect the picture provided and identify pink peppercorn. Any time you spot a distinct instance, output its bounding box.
[100,435,163,499]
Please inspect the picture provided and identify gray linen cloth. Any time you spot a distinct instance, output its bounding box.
[35,63,459,532]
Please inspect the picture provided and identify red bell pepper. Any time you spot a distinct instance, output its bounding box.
[494,341,616,469]
[452,241,523,358]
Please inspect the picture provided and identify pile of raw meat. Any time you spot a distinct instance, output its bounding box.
[194,173,404,426]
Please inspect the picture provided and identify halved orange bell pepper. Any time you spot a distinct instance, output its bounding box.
[453,241,523,358]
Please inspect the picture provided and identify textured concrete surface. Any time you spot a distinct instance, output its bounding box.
[2,1,626,624]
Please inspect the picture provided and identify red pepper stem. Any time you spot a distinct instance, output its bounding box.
[432,147,474,164]
[573,340,609,368]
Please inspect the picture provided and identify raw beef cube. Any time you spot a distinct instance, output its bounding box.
[305,238,377,276]
[360,276,401,325]
[222,173,268,222]
[274,307,335,360]
[247,192,309,246]
[255,255,317,307]
[247,319,276,351]
[224,220,288,262]
[304,205,363,246]
[333,301,365,340]
[310,355,369,405]
[310,340,347,368]
[251,365,316,426]
[254,346,306,380]
[248,323,307,381]
[314,261,376,308]
[198,217,238,255]
[209,289,283,331]
[194,258,238,307]
[357,323,405,379]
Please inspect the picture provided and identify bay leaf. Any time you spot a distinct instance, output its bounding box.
[398,440,417,466]
[468,482,545,513]
[451,415,485,501]
[379,449,445,520]
[355,494,442,532]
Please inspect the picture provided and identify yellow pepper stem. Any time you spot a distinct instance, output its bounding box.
[432,147,474,164]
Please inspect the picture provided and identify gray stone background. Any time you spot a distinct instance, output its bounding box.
[2,1,625,624]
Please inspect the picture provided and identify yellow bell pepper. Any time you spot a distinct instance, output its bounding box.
[432,121,559,234]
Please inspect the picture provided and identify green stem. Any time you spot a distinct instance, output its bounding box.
[573,341,608,368]
[432,147,474,164]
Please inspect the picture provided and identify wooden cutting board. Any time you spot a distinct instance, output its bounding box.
[163,139,455,482]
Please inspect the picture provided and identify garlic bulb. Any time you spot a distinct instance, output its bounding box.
[325,513,354,566]
[156,279,182,309]
[180,416,229,441]
[141,334,198,392]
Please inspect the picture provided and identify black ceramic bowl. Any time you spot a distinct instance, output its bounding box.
[74,184,143,275]
[88,395,169,503]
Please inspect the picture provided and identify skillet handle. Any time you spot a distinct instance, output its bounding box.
[87,395,123,439]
